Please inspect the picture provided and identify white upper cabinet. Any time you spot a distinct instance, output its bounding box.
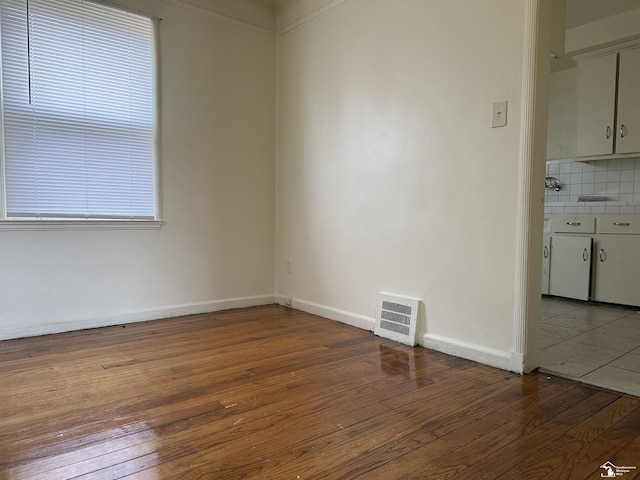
[547,69,577,160]
[616,48,640,154]
[576,47,640,157]
[576,54,617,157]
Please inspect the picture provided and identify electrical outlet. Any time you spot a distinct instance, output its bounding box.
[281,296,292,307]
[286,259,292,274]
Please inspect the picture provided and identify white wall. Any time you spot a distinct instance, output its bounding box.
[0,0,276,339]
[178,0,276,30]
[276,0,531,368]
[274,0,339,31]
[565,7,640,53]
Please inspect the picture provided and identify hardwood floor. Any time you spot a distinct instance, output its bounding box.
[1,305,639,479]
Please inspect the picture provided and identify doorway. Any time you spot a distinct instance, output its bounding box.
[535,0,640,396]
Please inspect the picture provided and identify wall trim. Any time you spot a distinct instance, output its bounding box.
[422,333,519,373]
[160,0,275,36]
[572,38,640,61]
[0,220,164,231]
[274,296,522,372]
[276,0,346,37]
[513,0,546,375]
[277,296,375,331]
[0,294,276,341]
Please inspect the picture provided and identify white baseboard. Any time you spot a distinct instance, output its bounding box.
[276,295,376,332]
[273,296,523,373]
[421,333,522,373]
[0,294,276,341]
[4,293,527,374]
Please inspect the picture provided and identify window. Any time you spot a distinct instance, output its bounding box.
[0,0,157,221]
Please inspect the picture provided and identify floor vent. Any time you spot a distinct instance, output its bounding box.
[374,293,420,346]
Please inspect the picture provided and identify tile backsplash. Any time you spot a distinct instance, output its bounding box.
[544,157,640,215]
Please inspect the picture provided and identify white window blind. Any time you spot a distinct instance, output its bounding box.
[0,0,157,220]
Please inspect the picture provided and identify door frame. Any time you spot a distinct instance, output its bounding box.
[513,0,551,373]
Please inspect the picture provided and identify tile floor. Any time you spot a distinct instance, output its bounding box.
[540,296,640,397]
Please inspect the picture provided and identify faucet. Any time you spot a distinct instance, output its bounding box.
[545,176,562,192]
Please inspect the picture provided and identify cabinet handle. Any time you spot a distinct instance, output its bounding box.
[583,248,589,262]
[599,248,606,262]
[620,124,626,138]
[606,126,611,139]
[613,222,630,226]
[566,222,581,226]
[543,245,548,259]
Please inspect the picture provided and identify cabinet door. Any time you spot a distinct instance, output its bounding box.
[549,236,592,301]
[593,236,640,306]
[576,54,617,157]
[616,48,640,154]
[541,236,551,295]
[547,69,577,160]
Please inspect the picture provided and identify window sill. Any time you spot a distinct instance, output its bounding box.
[0,219,164,231]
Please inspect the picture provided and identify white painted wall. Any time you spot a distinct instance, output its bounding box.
[0,0,276,339]
[565,7,640,53]
[274,0,339,31]
[170,0,276,31]
[276,0,531,367]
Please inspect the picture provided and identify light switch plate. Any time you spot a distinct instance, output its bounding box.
[492,100,508,128]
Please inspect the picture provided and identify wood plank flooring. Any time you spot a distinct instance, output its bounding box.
[1,305,639,479]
